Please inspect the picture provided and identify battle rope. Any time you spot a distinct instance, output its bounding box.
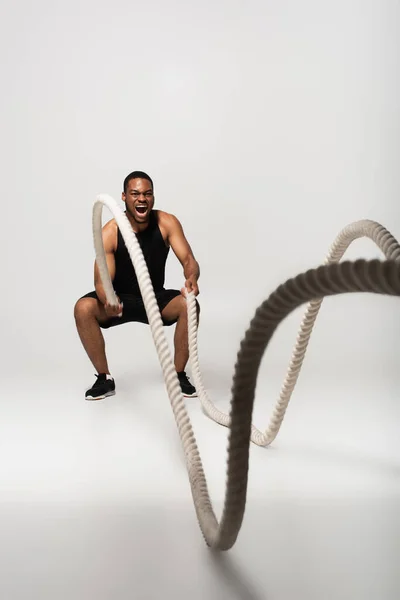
[93,194,400,550]
[186,219,400,446]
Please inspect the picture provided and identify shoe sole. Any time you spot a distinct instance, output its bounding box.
[84,389,196,400]
[85,390,116,401]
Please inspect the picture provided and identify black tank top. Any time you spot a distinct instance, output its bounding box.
[113,210,170,295]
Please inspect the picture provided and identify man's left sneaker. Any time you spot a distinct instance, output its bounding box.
[85,373,115,400]
[177,371,197,398]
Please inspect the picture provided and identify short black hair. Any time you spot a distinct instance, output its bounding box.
[123,171,154,194]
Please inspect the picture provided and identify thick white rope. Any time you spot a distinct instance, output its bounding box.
[93,194,400,550]
[187,219,400,446]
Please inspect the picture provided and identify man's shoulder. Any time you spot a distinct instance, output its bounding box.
[102,217,117,228]
[102,217,118,235]
[156,209,179,228]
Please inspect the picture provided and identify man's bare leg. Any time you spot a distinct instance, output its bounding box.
[74,297,111,374]
[161,294,200,373]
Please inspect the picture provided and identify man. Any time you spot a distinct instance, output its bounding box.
[74,170,200,401]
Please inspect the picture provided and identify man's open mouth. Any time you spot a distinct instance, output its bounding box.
[135,204,148,215]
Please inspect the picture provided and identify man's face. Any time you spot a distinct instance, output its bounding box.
[122,178,154,224]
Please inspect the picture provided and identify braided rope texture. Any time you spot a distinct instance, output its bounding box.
[93,196,400,550]
[187,219,400,446]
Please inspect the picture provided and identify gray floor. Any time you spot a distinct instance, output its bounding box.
[1,313,399,600]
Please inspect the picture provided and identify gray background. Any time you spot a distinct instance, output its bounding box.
[1,1,399,599]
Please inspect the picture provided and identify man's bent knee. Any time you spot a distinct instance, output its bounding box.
[74,297,104,323]
[181,295,200,317]
[161,294,200,322]
[183,296,200,322]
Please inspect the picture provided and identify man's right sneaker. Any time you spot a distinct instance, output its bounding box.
[85,373,115,401]
[177,371,197,398]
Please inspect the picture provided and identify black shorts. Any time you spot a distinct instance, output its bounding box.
[81,288,182,329]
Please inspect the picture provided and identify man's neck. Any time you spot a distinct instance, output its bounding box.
[125,210,151,233]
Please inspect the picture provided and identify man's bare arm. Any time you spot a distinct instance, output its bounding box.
[166,214,200,295]
[94,221,119,306]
